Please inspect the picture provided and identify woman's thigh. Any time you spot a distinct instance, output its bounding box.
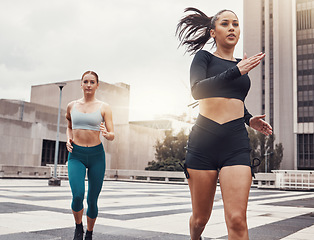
[188,168,219,220]
[219,165,252,221]
[68,155,87,196]
[87,152,106,200]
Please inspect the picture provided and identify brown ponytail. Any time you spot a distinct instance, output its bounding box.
[176,8,237,54]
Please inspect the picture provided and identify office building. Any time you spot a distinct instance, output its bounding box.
[243,0,314,169]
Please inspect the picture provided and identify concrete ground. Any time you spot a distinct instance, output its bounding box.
[0,179,313,240]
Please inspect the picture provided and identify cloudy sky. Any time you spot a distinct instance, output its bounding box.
[0,0,244,120]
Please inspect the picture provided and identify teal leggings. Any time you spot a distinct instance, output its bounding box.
[67,143,106,219]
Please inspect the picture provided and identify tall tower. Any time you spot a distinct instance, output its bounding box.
[243,0,314,170]
[295,0,314,169]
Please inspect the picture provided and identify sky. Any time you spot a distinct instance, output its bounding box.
[0,0,244,121]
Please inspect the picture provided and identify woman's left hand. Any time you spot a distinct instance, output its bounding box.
[100,122,114,140]
[249,114,272,136]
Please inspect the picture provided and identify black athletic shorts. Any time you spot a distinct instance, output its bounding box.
[185,114,251,171]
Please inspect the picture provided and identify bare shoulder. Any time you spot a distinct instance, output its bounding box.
[98,101,112,117]
[97,101,110,110]
[65,101,76,121]
[66,100,76,112]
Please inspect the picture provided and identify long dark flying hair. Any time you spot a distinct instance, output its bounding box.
[176,8,237,54]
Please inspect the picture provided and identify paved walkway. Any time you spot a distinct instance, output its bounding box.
[0,179,313,240]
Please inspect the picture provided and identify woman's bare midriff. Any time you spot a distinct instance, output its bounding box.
[72,129,101,147]
[199,97,244,124]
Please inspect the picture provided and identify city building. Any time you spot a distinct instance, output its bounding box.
[0,79,170,172]
[243,0,314,170]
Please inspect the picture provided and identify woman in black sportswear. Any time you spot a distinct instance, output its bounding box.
[176,8,272,240]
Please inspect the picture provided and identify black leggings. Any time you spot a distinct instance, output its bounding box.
[185,114,251,171]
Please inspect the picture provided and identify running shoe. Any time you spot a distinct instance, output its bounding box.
[84,230,93,240]
[73,223,84,240]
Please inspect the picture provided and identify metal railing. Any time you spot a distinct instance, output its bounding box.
[45,165,314,190]
[106,169,187,183]
[46,165,187,183]
[251,173,276,188]
[46,164,68,179]
[272,170,314,190]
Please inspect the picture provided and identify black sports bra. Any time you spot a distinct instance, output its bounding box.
[190,50,252,125]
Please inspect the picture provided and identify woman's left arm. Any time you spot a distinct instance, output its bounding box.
[249,114,273,136]
[100,103,115,141]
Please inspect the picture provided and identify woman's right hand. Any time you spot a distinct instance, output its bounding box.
[66,138,73,153]
[237,52,265,75]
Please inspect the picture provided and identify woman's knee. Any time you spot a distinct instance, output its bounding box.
[87,193,99,217]
[227,213,247,232]
[86,201,98,219]
[191,214,210,229]
[72,193,84,211]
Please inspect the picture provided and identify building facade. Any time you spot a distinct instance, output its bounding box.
[0,80,167,171]
[243,0,314,170]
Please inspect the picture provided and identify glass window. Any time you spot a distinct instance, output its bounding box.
[298,134,314,169]
[303,45,307,54]
[304,75,309,85]
[309,106,314,116]
[310,46,314,54]
[304,108,309,117]
[298,91,303,101]
[309,91,314,100]
[298,60,303,71]
[304,60,308,70]
[41,139,68,166]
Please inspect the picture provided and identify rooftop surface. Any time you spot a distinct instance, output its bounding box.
[0,179,313,240]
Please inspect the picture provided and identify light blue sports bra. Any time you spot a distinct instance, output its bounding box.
[71,104,104,131]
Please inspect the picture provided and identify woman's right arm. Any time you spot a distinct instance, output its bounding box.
[236,52,265,75]
[65,102,74,153]
[190,51,265,100]
[190,50,241,100]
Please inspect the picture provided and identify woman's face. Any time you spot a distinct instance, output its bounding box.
[210,11,240,49]
[81,73,99,95]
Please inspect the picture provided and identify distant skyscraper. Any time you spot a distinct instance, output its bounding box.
[243,0,314,170]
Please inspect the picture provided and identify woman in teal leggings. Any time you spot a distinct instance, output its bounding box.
[65,71,114,240]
